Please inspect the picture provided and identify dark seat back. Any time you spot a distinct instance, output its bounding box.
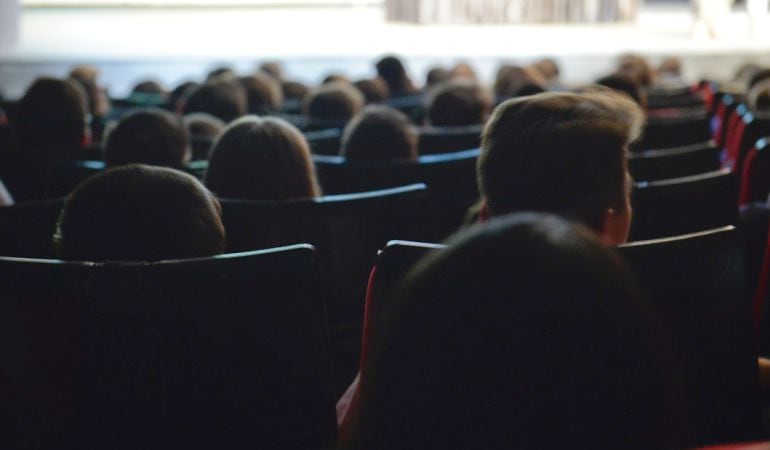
[417,125,482,155]
[0,245,335,450]
[628,140,721,181]
[0,198,65,258]
[634,111,712,150]
[630,169,738,240]
[47,159,105,197]
[313,149,480,241]
[618,227,761,445]
[739,137,770,205]
[220,185,427,394]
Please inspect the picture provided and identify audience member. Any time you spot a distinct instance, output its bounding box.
[617,54,654,87]
[183,112,225,160]
[131,80,168,98]
[69,65,111,120]
[340,105,418,161]
[747,78,770,112]
[449,62,477,81]
[55,164,225,261]
[595,73,648,108]
[375,55,416,98]
[104,108,190,170]
[205,116,320,200]
[1,77,90,201]
[530,57,561,87]
[353,77,390,104]
[182,80,247,124]
[426,79,493,127]
[302,81,365,124]
[282,80,310,103]
[345,213,688,450]
[424,66,451,89]
[493,64,546,100]
[239,73,283,114]
[168,81,199,113]
[323,74,350,85]
[259,61,284,80]
[205,66,237,83]
[477,91,643,245]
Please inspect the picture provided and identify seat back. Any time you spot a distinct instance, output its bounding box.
[305,127,343,156]
[46,159,105,197]
[739,137,770,205]
[0,198,66,258]
[0,245,336,450]
[618,227,761,445]
[630,169,738,240]
[417,125,482,155]
[634,110,712,150]
[313,149,480,241]
[220,185,427,394]
[726,112,770,175]
[628,140,721,181]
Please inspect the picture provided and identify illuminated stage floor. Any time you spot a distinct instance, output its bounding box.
[1,2,769,98]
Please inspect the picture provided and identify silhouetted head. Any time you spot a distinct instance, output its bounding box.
[239,73,283,114]
[531,58,561,86]
[748,78,770,112]
[350,213,687,450]
[14,77,88,158]
[341,105,417,161]
[596,73,648,108]
[131,80,168,98]
[354,77,390,104]
[450,62,477,81]
[182,80,247,123]
[478,91,644,245]
[69,65,110,118]
[205,116,320,200]
[375,55,416,97]
[493,64,546,99]
[183,112,225,160]
[105,108,190,170]
[748,68,770,92]
[302,81,365,123]
[282,80,310,102]
[259,61,284,80]
[425,66,451,88]
[426,79,493,127]
[168,81,199,113]
[55,164,225,261]
[617,54,654,87]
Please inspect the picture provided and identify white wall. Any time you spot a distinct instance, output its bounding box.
[0,0,20,55]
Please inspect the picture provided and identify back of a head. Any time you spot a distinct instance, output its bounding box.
[426,79,493,127]
[302,81,365,123]
[493,64,546,99]
[55,164,225,261]
[748,68,770,92]
[478,91,643,232]
[69,65,110,118]
[184,112,226,160]
[748,79,770,112]
[105,108,190,170]
[15,77,87,158]
[617,54,654,87]
[351,213,687,450]
[375,55,415,97]
[354,78,390,104]
[205,116,320,200]
[424,66,451,88]
[239,73,283,114]
[341,105,417,161]
[596,73,648,108]
[182,80,247,124]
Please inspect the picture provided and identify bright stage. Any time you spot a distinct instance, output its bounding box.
[1,2,769,98]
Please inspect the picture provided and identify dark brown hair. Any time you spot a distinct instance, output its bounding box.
[478,91,643,231]
[205,116,320,200]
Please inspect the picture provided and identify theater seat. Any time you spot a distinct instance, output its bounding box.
[0,197,65,258]
[618,226,761,446]
[351,229,762,447]
[630,169,738,241]
[634,110,712,151]
[739,137,770,205]
[628,140,721,181]
[313,149,480,241]
[0,244,336,450]
[219,184,427,396]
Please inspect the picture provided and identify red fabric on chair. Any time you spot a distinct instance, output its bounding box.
[753,229,770,334]
[740,148,759,206]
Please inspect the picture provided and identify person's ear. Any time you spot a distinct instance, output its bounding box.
[600,207,632,246]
